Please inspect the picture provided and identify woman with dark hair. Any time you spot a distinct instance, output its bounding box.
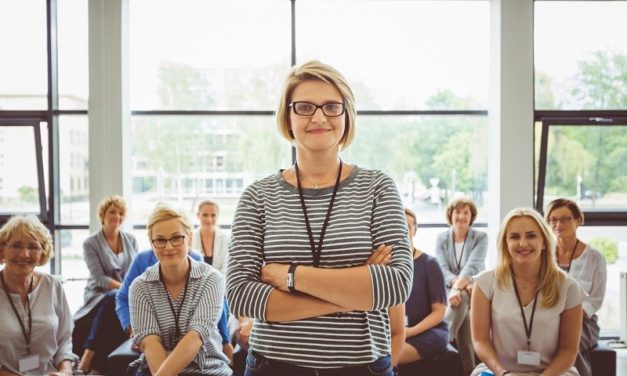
[435,197,487,374]
[545,198,607,376]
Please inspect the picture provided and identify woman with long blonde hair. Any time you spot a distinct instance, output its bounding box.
[470,208,584,376]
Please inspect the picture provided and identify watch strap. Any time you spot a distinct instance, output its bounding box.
[287,263,298,292]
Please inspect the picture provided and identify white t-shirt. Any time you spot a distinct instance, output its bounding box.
[474,270,584,374]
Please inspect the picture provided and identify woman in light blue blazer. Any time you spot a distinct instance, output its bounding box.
[435,197,487,375]
[192,200,230,276]
[73,195,138,374]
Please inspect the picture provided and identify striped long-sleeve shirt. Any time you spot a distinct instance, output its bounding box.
[129,258,232,376]
[226,166,413,368]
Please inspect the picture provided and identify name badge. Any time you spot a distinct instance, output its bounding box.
[404,315,408,326]
[517,350,540,366]
[19,354,39,373]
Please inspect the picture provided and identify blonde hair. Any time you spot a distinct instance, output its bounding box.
[495,207,565,308]
[445,197,478,226]
[97,195,127,226]
[276,60,356,150]
[146,203,193,240]
[0,215,53,265]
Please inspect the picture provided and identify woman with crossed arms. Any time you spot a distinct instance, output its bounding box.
[226,60,413,376]
[470,208,583,376]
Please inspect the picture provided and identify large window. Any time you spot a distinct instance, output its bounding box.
[535,1,627,336]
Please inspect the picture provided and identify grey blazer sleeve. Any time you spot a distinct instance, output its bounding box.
[83,234,112,289]
[435,230,456,285]
[459,229,488,280]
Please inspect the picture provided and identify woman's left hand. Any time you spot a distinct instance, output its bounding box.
[49,371,72,376]
[261,263,290,291]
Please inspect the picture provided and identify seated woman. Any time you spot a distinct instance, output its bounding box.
[471,208,584,376]
[545,198,607,376]
[115,249,233,363]
[399,208,449,365]
[435,198,487,375]
[74,195,138,374]
[128,204,232,376]
[0,215,77,375]
[192,200,230,276]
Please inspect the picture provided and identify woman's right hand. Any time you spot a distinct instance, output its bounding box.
[366,244,392,265]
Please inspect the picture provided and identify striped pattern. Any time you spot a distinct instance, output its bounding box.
[129,258,232,376]
[226,166,413,368]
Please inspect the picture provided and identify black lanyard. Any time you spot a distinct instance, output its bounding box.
[295,160,342,267]
[1,270,34,355]
[451,230,470,271]
[511,270,539,351]
[557,239,579,273]
[159,265,191,343]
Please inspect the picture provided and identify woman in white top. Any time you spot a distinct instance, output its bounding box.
[192,200,230,276]
[471,207,584,376]
[545,198,607,376]
[0,215,76,376]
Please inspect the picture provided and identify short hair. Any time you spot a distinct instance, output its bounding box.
[494,207,564,308]
[445,197,478,226]
[404,207,418,236]
[276,60,356,150]
[147,203,193,240]
[545,198,584,225]
[197,199,220,214]
[97,195,127,226]
[0,215,53,266]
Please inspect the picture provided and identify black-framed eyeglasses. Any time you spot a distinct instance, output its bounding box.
[289,101,345,117]
[547,216,574,225]
[151,235,187,249]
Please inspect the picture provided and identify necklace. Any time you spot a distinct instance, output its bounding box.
[297,171,338,189]
[557,239,579,273]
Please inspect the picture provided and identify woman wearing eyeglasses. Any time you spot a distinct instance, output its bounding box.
[0,215,77,376]
[226,61,413,376]
[545,198,607,376]
[74,195,138,374]
[128,203,232,376]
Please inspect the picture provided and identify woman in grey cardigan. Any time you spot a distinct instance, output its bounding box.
[435,197,487,375]
[73,195,138,374]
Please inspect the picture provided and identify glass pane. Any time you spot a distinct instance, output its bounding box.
[535,2,627,110]
[0,0,47,110]
[59,115,90,224]
[130,0,291,110]
[542,125,627,210]
[341,115,489,224]
[297,1,489,110]
[577,226,627,335]
[0,125,44,214]
[58,0,88,110]
[131,115,291,225]
[58,229,90,313]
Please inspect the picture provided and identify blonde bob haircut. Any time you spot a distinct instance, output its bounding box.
[147,203,193,240]
[495,207,565,308]
[276,60,356,150]
[445,197,478,226]
[97,195,127,226]
[0,215,53,266]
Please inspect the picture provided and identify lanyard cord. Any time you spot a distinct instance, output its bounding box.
[452,230,470,271]
[295,160,343,267]
[557,239,579,273]
[1,270,34,355]
[511,269,539,351]
[159,265,191,343]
